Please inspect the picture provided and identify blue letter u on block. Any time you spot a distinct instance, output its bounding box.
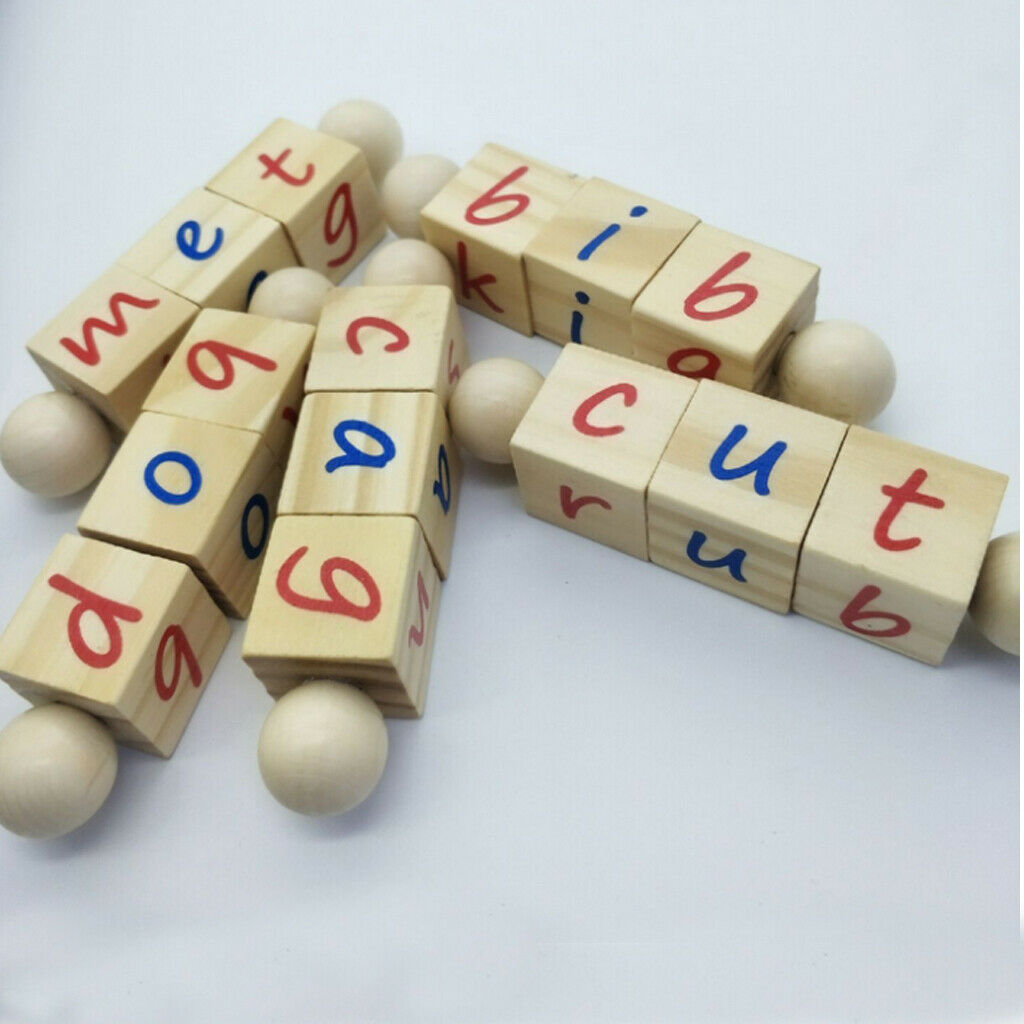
[709,424,787,497]
[685,531,747,583]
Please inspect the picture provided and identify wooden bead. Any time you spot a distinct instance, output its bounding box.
[257,680,388,815]
[247,267,334,325]
[0,704,117,838]
[777,320,896,424]
[0,392,111,497]
[381,155,459,239]
[362,238,455,290]
[450,358,544,464]
[969,532,1019,655]
[317,100,402,183]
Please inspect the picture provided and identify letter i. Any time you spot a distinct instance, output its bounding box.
[577,205,648,261]
[570,290,589,344]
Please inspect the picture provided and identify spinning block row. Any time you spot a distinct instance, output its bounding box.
[510,346,1006,664]
[421,144,817,392]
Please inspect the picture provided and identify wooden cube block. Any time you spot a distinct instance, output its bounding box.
[207,118,384,283]
[632,223,818,393]
[77,412,280,617]
[142,309,313,462]
[26,266,199,432]
[523,178,699,356]
[305,285,467,407]
[509,345,696,559]
[241,514,441,717]
[119,188,296,311]
[277,391,459,577]
[647,380,848,612]
[420,143,583,334]
[793,427,1007,664]
[0,534,229,756]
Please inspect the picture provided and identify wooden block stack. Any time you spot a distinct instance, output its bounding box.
[510,345,1006,665]
[242,285,466,716]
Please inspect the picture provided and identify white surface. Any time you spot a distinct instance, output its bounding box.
[0,1,1019,1020]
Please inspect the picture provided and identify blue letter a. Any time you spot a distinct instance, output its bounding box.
[709,424,786,496]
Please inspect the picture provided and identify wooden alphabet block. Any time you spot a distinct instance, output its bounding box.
[0,534,229,756]
[793,427,1007,664]
[119,188,296,311]
[509,345,696,559]
[207,118,384,283]
[523,178,699,356]
[277,391,459,577]
[241,514,441,717]
[26,266,198,432]
[142,309,313,462]
[420,144,583,334]
[305,285,467,406]
[77,413,280,617]
[647,380,848,612]
[632,223,819,393]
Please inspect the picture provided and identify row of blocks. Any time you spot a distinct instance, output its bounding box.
[509,345,1007,665]
[421,144,818,393]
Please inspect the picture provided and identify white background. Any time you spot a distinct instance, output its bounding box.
[0,1,1019,1021]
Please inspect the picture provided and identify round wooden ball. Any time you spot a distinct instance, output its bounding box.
[317,99,402,183]
[248,267,334,324]
[969,532,1019,655]
[449,358,544,464]
[257,680,388,816]
[380,154,459,239]
[777,320,896,424]
[0,391,111,497]
[0,704,117,838]
[362,238,455,290]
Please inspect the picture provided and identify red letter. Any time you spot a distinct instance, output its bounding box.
[456,241,503,312]
[47,574,143,669]
[257,148,314,186]
[447,338,461,384]
[873,468,945,552]
[275,546,381,621]
[572,383,638,437]
[324,182,358,269]
[559,485,612,519]
[59,292,161,366]
[407,572,430,647]
[666,347,721,381]
[345,316,409,355]
[464,165,529,225]
[154,625,203,700]
[683,252,758,321]
[839,585,912,638]
[185,340,278,390]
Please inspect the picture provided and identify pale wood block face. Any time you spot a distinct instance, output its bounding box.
[523,178,699,355]
[509,346,697,559]
[277,391,460,577]
[420,143,584,334]
[26,266,199,432]
[647,380,848,612]
[143,309,313,462]
[207,119,384,283]
[632,223,819,393]
[305,285,467,406]
[793,426,1008,664]
[241,514,441,717]
[0,534,229,756]
[119,188,296,310]
[77,413,279,617]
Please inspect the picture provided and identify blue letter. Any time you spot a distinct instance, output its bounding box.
[709,424,786,496]
[685,531,747,582]
[144,450,202,505]
[569,290,589,344]
[240,493,269,559]
[577,205,648,261]
[433,444,451,513]
[176,220,224,261]
[245,269,268,306]
[325,419,397,472]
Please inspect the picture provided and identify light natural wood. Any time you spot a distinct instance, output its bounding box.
[143,309,313,463]
[119,188,296,311]
[26,265,199,432]
[509,345,696,559]
[968,531,1019,655]
[381,154,459,239]
[247,266,334,324]
[523,178,698,356]
[632,222,819,393]
[208,119,384,282]
[793,426,1007,664]
[317,100,403,183]
[0,392,111,497]
[0,533,229,756]
[241,514,441,716]
[77,413,280,617]
[647,380,847,612]
[277,390,459,577]
[362,238,456,289]
[420,143,584,334]
[305,285,467,407]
